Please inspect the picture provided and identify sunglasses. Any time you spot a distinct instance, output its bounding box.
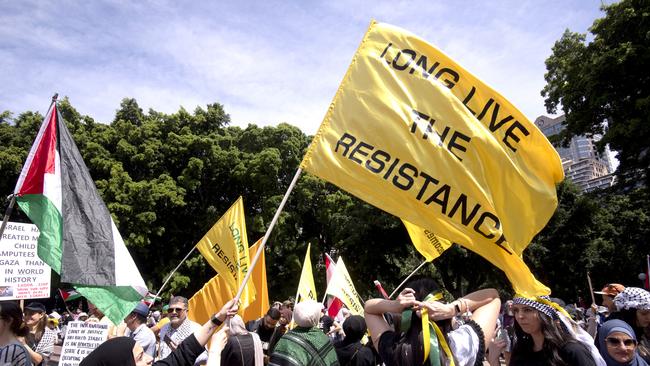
[606,337,637,347]
[168,307,186,314]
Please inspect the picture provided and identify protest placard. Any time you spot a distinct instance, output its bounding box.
[59,321,110,365]
[0,221,51,299]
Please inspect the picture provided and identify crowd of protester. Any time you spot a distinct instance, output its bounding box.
[1,279,649,365]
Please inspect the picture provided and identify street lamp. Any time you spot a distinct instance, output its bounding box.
[639,273,647,288]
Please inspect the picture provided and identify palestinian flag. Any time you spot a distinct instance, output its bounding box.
[14,100,147,324]
[59,288,82,302]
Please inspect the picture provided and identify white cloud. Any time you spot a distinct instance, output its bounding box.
[0,0,604,133]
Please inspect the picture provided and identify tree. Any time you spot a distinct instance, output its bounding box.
[542,0,650,187]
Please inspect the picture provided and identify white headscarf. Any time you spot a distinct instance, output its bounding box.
[227,315,264,366]
[293,300,322,328]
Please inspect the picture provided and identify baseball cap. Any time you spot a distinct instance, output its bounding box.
[594,283,625,296]
[132,303,150,317]
[24,302,46,313]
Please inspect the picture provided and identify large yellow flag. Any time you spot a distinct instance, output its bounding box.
[325,257,364,315]
[296,243,318,302]
[189,239,269,324]
[300,22,563,295]
[195,197,255,307]
[402,220,548,296]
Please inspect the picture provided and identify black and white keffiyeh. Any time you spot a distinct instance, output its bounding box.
[614,287,650,311]
[513,295,606,366]
[512,296,558,319]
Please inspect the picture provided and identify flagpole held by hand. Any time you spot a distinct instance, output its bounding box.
[232,168,303,308]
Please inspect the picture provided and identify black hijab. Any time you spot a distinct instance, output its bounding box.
[79,336,137,366]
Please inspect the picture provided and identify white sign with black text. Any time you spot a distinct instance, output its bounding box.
[0,221,51,299]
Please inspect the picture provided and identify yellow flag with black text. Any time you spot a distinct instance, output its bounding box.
[296,243,318,303]
[189,238,269,324]
[300,22,562,295]
[402,220,549,295]
[325,257,364,315]
[195,197,255,307]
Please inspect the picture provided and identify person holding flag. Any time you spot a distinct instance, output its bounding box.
[364,277,500,366]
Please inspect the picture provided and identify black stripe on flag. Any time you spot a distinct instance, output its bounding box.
[58,110,116,285]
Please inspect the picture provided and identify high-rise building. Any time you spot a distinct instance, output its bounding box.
[535,115,615,192]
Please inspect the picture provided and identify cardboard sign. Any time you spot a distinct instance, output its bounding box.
[59,321,109,365]
[0,222,51,299]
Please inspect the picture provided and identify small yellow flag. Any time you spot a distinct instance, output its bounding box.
[188,238,269,324]
[296,243,318,303]
[403,220,549,296]
[325,257,364,315]
[402,219,453,261]
[195,197,255,307]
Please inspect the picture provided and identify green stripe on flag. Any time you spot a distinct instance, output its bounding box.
[76,285,142,325]
[16,194,63,272]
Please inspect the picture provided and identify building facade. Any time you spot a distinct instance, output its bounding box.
[535,115,615,192]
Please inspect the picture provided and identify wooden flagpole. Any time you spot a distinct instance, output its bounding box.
[232,168,303,307]
[0,195,16,239]
[389,260,428,299]
[587,271,596,305]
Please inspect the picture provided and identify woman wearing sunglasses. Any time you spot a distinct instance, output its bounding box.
[597,320,648,366]
[608,287,650,363]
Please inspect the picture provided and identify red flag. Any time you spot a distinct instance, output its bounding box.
[324,253,344,317]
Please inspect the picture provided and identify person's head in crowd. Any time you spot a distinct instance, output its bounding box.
[125,303,149,331]
[79,336,145,366]
[610,287,650,338]
[279,308,292,326]
[342,315,367,344]
[364,276,501,366]
[24,301,47,337]
[0,302,29,339]
[167,296,189,328]
[511,296,599,365]
[152,310,161,322]
[88,301,105,319]
[597,319,646,366]
[294,300,322,328]
[596,283,626,312]
[281,300,294,311]
[162,305,169,318]
[261,307,281,330]
[78,312,89,321]
[47,317,59,329]
[505,299,514,315]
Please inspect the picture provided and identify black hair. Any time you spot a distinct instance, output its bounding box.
[267,307,281,320]
[0,302,29,338]
[391,277,452,366]
[133,312,147,324]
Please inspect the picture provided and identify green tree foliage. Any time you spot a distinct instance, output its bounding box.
[1,98,648,306]
[527,181,650,303]
[542,0,650,186]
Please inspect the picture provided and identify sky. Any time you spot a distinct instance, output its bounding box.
[0,0,605,135]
